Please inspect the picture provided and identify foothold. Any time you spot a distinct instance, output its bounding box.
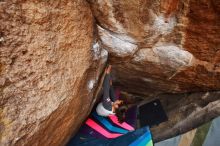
[0,32,4,43]
[142,78,153,83]
[0,37,4,43]
[22,50,28,55]
[0,37,4,41]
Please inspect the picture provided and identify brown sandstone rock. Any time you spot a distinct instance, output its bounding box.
[89,0,220,95]
[0,1,107,146]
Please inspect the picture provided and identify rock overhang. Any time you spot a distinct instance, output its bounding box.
[89,0,220,96]
[88,0,220,141]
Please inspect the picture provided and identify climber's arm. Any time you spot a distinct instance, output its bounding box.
[103,73,111,101]
[110,85,117,102]
[102,65,113,110]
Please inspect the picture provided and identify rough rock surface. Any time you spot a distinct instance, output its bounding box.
[1,0,220,145]
[89,0,220,96]
[0,1,107,146]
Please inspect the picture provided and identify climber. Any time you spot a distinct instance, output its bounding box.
[96,65,128,123]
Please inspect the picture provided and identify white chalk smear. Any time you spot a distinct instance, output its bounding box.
[153,14,176,35]
[88,79,96,91]
[98,26,138,57]
[153,44,193,69]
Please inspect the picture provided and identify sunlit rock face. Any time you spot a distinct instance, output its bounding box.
[0,1,107,146]
[89,0,220,96]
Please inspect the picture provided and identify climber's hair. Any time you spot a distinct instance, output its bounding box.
[115,103,128,123]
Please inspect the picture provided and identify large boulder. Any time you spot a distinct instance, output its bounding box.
[1,0,220,145]
[89,0,220,96]
[0,0,107,145]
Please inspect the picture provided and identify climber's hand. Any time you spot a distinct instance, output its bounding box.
[105,65,112,74]
[115,100,123,105]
